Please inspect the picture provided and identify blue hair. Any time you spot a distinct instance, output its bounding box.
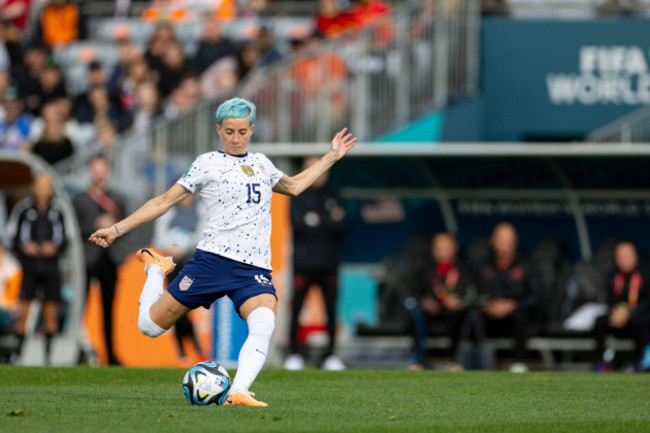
[215,98,256,126]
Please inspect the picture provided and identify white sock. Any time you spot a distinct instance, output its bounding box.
[137,266,166,338]
[230,307,275,394]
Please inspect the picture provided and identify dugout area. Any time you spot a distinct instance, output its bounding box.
[0,153,85,366]
[256,142,650,369]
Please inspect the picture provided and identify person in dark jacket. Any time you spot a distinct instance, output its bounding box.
[284,156,346,371]
[72,154,127,365]
[190,19,236,73]
[477,222,540,372]
[406,232,473,370]
[11,172,67,364]
[593,240,650,372]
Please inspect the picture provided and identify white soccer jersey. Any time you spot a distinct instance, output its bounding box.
[177,150,284,270]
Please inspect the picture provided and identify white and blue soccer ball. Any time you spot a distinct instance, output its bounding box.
[182,361,231,406]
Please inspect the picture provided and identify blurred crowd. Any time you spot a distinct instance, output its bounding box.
[0,0,395,168]
[373,223,650,373]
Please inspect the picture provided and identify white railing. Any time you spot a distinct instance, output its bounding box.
[586,107,650,143]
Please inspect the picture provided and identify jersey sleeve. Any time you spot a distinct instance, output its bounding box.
[177,155,209,193]
[259,154,284,187]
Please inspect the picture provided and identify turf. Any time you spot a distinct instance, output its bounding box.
[1,367,649,433]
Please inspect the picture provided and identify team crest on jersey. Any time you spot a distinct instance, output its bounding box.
[254,275,273,287]
[179,276,194,291]
[240,165,255,176]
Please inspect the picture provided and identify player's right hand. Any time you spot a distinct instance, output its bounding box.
[89,227,117,248]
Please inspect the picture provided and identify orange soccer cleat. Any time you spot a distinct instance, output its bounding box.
[223,390,268,407]
[136,248,176,275]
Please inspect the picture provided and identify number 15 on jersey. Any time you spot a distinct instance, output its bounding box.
[246,183,261,204]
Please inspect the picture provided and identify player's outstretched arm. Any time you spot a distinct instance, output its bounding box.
[88,184,192,248]
[273,127,356,197]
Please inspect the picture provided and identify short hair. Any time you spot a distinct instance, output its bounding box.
[215,98,256,126]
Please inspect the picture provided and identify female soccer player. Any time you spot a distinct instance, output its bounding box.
[89,98,356,406]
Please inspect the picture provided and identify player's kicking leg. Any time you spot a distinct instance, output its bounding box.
[224,293,277,407]
[136,248,188,337]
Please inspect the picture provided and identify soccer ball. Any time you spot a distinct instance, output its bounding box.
[182,361,231,406]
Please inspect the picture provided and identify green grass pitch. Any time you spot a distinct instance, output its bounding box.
[1,367,649,433]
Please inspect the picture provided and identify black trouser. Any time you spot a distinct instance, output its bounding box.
[86,256,118,364]
[289,269,338,358]
[483,306,529,363]
[593,314,650,363]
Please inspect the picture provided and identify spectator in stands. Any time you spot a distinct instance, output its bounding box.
[236,42,261,80]
[116,57,151,113]
[31,99,74,165]
[76,85,129,133]
[35,0,85,47]
[145,22,178,81]
[200,56,238,100]
[74,62,107,124]
[38,63,67,105]
[108,40,142,106]
[95,119,118,156]
[258,27,282,68]
[151,193,207,367]
[130,81,161,135]
[31,97,94,153]
[593,241,650,372]
[14,43,50,115]
[1,18,24,68]
[73,154,127,366]
[190,19,236,73]
[285,156,347,371]
[11,172,67,365]
[164,73,201,119]
[157,41,189,98]
[0,0,32,36]
[407,232,473,370]
[0,86,31,153]
[477,222,540,372]
[315,0,357,39]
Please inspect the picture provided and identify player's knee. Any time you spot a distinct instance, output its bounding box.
[138,308,166,338]
[247,306,275,338]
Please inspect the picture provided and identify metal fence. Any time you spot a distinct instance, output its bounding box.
[57,0,481,251]
[586,107,650,143]
[244,0,480,143]
[126,0,481,165]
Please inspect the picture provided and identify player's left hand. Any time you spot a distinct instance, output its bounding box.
[330,127,357,161]
[89,226,118,248]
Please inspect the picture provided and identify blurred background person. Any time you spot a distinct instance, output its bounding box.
[30,99,74,165]
[285,156,347,371]
[406,232,473,370]
[151,193,207,367]
[10,172,67,364]
[477,222,540,372]
[34,0,85,47]
[130,80,161,135]
[73,155,127,366]
[0,86,32,153]
[190,18,236,74]
[593,241,650,372]
[314,0,356,39]
[258,26,282,67]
